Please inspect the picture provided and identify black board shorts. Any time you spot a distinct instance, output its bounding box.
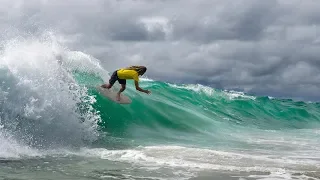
[109,70,126,85]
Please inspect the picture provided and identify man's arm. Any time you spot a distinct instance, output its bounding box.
[134,81,151,94]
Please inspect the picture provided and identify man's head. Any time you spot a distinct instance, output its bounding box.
[126,65,147,75]
[137,66,147,76]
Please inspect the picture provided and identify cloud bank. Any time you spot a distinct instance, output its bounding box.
[1,0,320,101]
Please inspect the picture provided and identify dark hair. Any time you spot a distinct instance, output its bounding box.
[138,66,147,75]
[126,66,147,75]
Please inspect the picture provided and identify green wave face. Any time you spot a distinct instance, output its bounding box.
[73,71,320,148]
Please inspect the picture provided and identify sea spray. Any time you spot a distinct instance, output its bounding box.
[0,33,102,151]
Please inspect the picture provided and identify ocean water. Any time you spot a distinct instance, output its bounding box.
[0,35,320,180]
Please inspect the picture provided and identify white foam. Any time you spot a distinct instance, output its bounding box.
[268,96,275,99]
[167,83,258,101]
[63,50,110,82]
[168,83,215,96]
[140,77,154,82]
[247,171,317,180]
[223,90,256,100]
[0,32,101,156]
[0,128,41,158]
[78,145,318,176]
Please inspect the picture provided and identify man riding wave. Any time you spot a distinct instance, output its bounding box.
[101,66,151,101]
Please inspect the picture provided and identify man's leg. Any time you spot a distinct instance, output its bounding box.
[116,79,126,101]
[102,71,117,89]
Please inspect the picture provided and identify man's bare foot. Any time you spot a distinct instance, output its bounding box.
[101,84,111,89]
[116,93,121,101]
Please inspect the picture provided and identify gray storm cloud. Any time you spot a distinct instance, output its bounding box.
[1,0,320,101]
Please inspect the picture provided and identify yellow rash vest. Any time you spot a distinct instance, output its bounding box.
[117,69,139,81]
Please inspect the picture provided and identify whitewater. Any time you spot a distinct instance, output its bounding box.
[0,34,320,180]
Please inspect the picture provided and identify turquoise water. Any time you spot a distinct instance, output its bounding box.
[74,71,320,139]
[0,47,320,179]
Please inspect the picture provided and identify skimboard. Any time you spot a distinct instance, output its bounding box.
[96,86,132,104]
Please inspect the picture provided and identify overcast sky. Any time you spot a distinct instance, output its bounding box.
[1,0,320,101]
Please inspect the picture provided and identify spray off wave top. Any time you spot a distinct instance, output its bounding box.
[0,33,104,154]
